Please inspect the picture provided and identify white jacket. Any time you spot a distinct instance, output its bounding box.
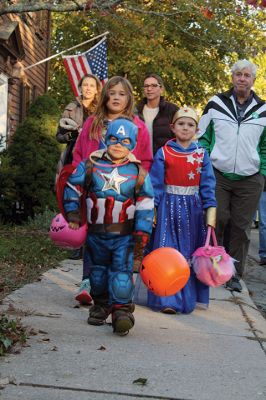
[198,89,266,177]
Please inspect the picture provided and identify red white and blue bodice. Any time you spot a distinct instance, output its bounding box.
[150,140,216,208]
[163,142,204,195]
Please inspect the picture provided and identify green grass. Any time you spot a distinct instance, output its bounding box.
[0,224,69,302]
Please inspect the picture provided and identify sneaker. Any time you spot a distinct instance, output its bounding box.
[87,304,109,326]
[225,276,242,292]
[259,258,266,266]
[75,279,92,305]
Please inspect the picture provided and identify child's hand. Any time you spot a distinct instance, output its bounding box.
[69,222,80,230]
[133,231,150,248]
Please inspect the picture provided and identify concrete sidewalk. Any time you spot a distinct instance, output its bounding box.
[0,260,265,400]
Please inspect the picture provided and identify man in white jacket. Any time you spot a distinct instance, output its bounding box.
[198,59,266,292]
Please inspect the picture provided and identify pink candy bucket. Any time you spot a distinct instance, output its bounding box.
[49,213,87,249]
[192,227,235,287]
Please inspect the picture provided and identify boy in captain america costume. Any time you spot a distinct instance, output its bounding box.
[63,118,154,335]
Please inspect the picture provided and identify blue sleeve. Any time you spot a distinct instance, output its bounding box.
[63,162,86,215]
[149,148,165,207]
[199,150,217,209]
[134,173,154,235]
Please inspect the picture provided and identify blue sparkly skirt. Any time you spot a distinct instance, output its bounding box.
[134,192,209,313]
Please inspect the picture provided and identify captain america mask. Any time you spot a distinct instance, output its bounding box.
[105,118,138,150]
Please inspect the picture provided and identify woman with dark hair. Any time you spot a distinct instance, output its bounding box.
[137,73,178,155]
[56,74,102,260]
[72,76,153,305]
[56,73,102,166]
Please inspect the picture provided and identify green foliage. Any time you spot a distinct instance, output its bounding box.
[49,1,266,108]
[8,118,60,219]
[0,150,17,223]
[253,53,266,99]
[26,207,57,231]
[0,315,27,356]
[28,94,60,119]
[1,94,61,222]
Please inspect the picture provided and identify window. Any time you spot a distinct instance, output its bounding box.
[0,73,8,151]
[20,83,32,122]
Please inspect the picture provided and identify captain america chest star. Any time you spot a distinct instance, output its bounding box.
[89,161,139,202]
[163,145,204,186]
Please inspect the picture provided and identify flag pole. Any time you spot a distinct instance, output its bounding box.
[24,31,109,71]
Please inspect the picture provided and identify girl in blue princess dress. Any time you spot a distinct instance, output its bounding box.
[135,106,216,314]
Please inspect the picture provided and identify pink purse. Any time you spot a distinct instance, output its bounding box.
[192,226,235,287]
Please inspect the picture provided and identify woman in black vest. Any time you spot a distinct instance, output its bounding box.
[137,73,178,155]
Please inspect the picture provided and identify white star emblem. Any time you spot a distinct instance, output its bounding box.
[195,148,204,155]
[196,166,202,174]
[196,156,203,164]
[101,168,128,194]
[188,171,195,180]
[187,154,195,164]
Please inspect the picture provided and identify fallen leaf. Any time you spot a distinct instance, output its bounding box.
[97,345,106,351]
[39,329,48,334]
[29,328,38,335]
[133,378,148,386]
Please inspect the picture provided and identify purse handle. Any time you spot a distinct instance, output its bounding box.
[205,226,218,247]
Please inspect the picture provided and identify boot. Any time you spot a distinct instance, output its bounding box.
[112,303,135,336]
[87,304,110,326]
[87,295,110,326]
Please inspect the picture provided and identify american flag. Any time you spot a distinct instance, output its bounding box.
[62,37,108,97]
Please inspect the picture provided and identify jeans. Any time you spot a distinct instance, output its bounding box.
[258,191,266,260]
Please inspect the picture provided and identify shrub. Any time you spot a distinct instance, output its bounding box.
[2,94,61,222]
[28,93,60,119]
[26,207,56,231]
[8,117,60,219]
[0,150,18,222]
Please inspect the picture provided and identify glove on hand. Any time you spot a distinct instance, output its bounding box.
[206,207,216,228]
[133,231,150,248]
[59,118,79,131]
[63,132,72,142]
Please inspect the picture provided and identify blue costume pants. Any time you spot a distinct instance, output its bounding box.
[85,233,135,305]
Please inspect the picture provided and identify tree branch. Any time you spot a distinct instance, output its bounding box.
[0,0,124,16]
